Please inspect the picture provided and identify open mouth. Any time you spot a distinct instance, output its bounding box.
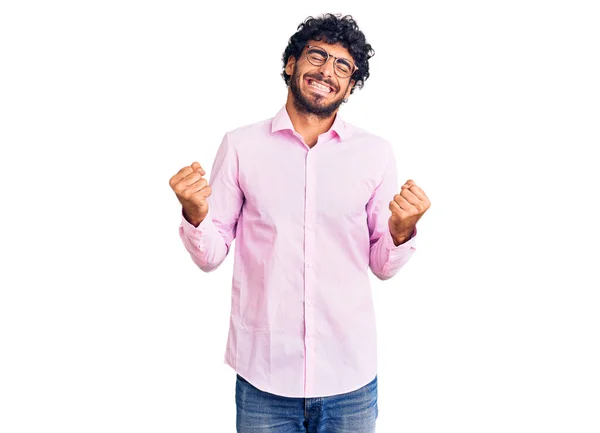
[305,78,335,94]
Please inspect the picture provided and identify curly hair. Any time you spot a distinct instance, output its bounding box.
[281,13,375,94]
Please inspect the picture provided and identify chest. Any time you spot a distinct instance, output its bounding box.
[238,143,381,220]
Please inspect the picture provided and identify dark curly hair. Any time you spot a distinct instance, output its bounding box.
[281,13,375,94]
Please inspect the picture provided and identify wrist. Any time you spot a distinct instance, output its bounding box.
[183,208,205,227]
[391,229,414,246]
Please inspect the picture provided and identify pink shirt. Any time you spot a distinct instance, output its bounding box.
[179,106,416,398]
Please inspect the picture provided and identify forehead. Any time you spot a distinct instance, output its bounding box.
[307,40,353,60]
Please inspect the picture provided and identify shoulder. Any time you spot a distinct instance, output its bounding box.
[343,121,394,154]
[223,116,273,145]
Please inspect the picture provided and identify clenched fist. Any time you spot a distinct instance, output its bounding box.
[169,161,212,227]
[388,179,431,246]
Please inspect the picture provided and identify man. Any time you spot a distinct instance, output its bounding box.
[169,13,430,433]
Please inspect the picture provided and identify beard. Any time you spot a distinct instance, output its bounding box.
[290,68,347,119]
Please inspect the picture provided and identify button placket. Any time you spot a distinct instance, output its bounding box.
[304,149,318,395]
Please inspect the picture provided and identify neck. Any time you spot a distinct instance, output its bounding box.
[285,93,337,148]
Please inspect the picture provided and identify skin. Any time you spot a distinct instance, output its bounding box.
[169,40,431,244]
[283,41,355,147]
[389,180,430,245]
[169,161,209,227]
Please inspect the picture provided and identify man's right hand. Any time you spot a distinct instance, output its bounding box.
[169,162,212,227]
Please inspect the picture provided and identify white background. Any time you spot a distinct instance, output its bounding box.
[1,0,599,432]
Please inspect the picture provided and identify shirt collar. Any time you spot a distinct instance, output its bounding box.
[271,105,348,141]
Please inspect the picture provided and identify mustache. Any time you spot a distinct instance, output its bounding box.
[304,73,338,92]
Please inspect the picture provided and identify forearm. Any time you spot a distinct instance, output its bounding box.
[369,229,416,280]
[179,210,230,272]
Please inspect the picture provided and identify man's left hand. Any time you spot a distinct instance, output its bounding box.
[388,179,431,246]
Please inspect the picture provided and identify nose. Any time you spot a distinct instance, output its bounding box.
[318,56,335,78]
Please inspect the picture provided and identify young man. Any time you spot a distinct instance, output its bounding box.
[169,13,430,433]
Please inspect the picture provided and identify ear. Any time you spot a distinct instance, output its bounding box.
[285,56,296,76]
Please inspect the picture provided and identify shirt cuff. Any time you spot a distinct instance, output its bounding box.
[179,209,216,240]
[386,227,417,254]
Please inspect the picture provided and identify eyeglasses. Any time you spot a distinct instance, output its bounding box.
[304,45,358,79]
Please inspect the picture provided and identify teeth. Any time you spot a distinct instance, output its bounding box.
[309,80,331,93]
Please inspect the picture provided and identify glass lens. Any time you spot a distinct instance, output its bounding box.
[334,59,353,77]
[306,46,355,78]
[307,47,328,65]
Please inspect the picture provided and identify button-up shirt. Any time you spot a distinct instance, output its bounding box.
[179,106,417,397]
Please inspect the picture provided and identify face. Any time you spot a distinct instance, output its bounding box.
[285,41,356,119]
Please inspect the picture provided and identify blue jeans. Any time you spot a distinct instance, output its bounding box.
[235,374,378,432]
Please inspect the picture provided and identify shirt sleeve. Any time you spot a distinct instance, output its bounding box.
[366,143,417,281]
[178,133,244,272]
